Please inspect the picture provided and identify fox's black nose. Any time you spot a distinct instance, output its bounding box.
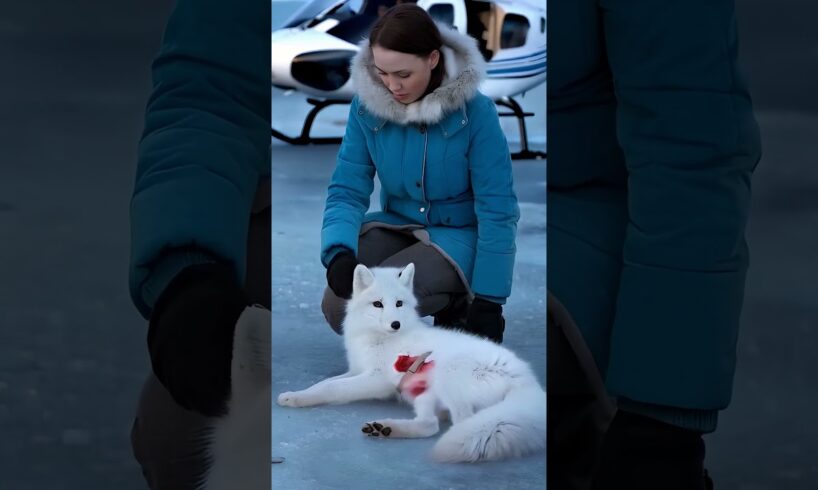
[391,321,401,330]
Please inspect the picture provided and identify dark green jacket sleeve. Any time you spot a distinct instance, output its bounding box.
[600,0,762,409]
[129,0,270,319]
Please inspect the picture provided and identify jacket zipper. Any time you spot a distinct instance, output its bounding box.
[420,123,430,225]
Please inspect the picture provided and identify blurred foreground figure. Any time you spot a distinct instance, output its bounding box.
[547,0,761,488]
[128,0,270,488]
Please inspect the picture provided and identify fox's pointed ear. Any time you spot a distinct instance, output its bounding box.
[352,264,375,296]
[398,263,415,288]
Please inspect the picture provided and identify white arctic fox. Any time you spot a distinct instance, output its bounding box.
[277,263,546,462]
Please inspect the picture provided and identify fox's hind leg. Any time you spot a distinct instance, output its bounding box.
[362,392,440,438]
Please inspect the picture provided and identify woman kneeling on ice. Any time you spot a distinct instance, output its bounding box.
[320,4,520,344]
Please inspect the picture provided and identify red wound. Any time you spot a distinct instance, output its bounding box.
[394,355,434,373]
[394,355,416,372]
[409,381,428,397]
[394,354,434,398]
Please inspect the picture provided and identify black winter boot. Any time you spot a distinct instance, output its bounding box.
[591,410,712,490]
[432,294,469,328]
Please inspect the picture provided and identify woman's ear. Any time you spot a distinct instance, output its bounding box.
[429,49,440,70]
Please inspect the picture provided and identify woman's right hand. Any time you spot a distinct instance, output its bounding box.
[326,249,360,299]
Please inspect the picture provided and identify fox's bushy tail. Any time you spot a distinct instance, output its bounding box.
[431,385,546,462]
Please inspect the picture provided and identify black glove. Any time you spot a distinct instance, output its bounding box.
[591,410,712,490]
[147,263,249,417]
[465,297,505,343]
[326,249,359,299]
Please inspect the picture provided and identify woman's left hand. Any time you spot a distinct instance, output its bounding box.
[326,249,360,299]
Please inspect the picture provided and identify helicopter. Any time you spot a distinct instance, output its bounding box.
[271,0,546,159]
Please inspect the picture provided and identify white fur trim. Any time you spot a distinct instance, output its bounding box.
[349,24,486,125]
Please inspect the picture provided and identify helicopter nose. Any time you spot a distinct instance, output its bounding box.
[391,321,401,330]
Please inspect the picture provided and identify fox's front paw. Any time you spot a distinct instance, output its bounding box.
[362,421,392,437]
[277,391,307,407]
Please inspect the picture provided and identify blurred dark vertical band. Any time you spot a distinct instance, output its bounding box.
[547,0,818,488]
[0,0,271,488]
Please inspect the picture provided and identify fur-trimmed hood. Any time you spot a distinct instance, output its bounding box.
[349,24,486,125]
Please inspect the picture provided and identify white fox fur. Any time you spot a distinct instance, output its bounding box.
[201,306,271,490]
[278,264,546,462]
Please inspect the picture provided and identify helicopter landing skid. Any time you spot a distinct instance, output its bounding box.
[270,98,347,145]
[494,97,547,160]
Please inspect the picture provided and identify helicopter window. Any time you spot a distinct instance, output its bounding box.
[501,14,529,49]
[291,50,356,91]
[428,4,455,27]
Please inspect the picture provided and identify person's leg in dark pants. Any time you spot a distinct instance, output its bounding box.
[547,294,713,490]
[378,240,466,316]
[321,227,466,333]
[547,292,615,490]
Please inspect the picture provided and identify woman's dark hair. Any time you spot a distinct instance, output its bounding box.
[368,4,446,96]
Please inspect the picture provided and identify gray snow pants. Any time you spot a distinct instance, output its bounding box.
[321,226,468,334]
[130,179,271,490]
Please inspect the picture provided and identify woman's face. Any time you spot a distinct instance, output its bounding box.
[371,45,440,105]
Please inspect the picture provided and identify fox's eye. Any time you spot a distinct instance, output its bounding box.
[396,300,403,307]
[373,301,383,308]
